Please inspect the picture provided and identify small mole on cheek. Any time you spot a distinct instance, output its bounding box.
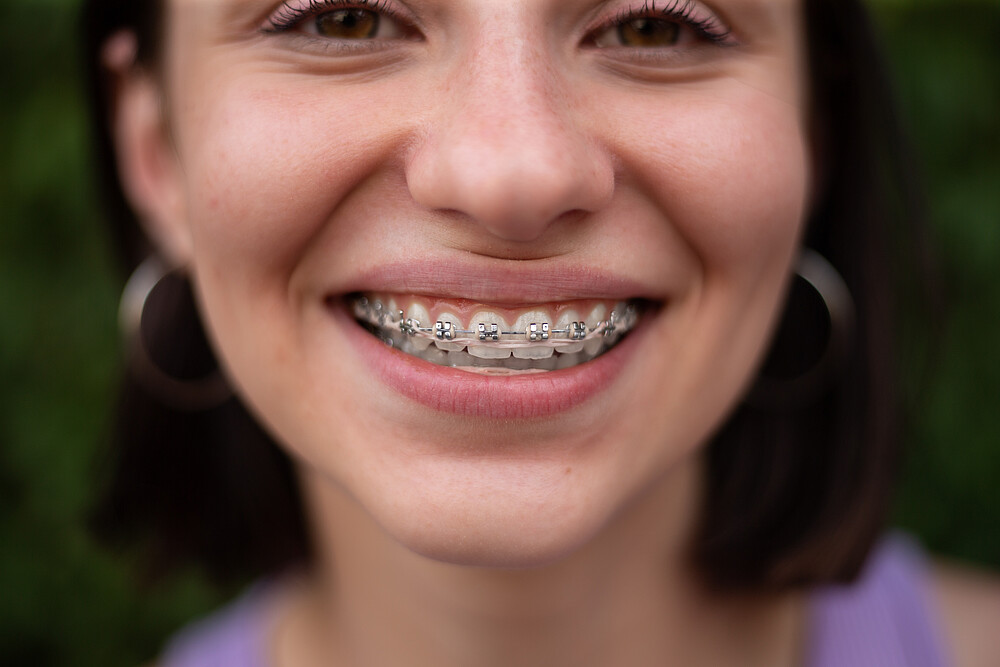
[565,467,572,475]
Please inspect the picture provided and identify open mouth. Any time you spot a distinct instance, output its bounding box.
[350,293,647,376]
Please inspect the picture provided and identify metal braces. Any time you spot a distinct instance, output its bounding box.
[352,297,638,347]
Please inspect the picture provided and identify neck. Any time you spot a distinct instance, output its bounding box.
[274,460,802,667]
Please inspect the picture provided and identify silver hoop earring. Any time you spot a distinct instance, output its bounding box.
[749,249,856,409]
[119,257,232,411]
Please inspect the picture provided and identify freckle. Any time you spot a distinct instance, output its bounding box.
[564,467,572,475]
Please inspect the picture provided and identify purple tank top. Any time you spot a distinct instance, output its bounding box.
[161,535,950,667]
[806,535,950,667]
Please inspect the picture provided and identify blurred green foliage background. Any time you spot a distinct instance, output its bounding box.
[1,0,997,664]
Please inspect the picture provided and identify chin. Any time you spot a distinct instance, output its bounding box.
[378,484,617,570]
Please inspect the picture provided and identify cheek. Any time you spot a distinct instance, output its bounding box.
[166,78,408,412]
[597,89,811,463]
[174,78,407,290]
[610,88,811,274]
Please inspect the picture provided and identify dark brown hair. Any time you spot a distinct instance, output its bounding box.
[84,0,924,589]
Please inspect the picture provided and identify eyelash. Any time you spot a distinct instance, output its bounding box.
[262,0,733,47]
[596,0,734,46]
[264,0,401,34]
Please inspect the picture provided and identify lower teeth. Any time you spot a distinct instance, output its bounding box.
[364,322,618,374]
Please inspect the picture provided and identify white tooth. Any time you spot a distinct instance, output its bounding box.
[585,303,607,330]
[513,346,555,360]
[613,301,630,320]
[535,354,559,371]
[401,302,433,350]
[581,303,609,355]
[405,302,430,326]
[556,351,582,370]
[447,350,475,367]
[421,346,449,365]
[468,310,509,343]
[471,356,503,368]
[556,342,585,354]
[410,337,433,352]
[386,296,399,317]
[353,299,367,318]
[512,309,553,342]
[468,345,512,359]
[503,356,533,371]
[554,308,582,340]
[434,311,465,351]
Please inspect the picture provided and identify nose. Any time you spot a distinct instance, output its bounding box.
[405,33,614,243]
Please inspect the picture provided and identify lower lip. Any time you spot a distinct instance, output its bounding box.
[333,302,650,419]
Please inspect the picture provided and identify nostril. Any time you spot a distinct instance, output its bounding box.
[405,108,615,242]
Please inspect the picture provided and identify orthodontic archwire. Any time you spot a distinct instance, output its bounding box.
[352,297,638,347]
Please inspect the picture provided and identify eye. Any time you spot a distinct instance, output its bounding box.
[309,8,403,39]
[265,0,410,41]
[598,17,683,48]
[589,1,734,50]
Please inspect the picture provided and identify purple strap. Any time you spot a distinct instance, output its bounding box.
[160,536,951,666]
[806,534,951,667]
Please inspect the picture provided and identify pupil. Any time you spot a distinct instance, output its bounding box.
[316,9,380,39]
[618,19,680,47]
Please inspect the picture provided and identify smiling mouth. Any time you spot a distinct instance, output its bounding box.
[350,293,647,375]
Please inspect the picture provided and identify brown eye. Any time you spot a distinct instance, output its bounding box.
[616,18,681,47]
[315,9,380,39]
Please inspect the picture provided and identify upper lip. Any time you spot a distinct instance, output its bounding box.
[335,257,667,304]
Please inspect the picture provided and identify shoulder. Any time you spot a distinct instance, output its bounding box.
[808,534,965,667]
[932,560,1000,667]
[156,581,287,667]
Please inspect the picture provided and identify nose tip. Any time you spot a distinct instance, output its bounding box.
[405,57,615,243]
[407,126,614,242]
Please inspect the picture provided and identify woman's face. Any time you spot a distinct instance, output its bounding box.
[124,0,810,566]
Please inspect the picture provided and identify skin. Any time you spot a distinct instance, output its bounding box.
[112,0,823,664]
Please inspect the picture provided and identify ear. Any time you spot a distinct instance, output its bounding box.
[103,31,193,267]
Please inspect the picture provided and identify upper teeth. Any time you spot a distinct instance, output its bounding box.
[350,294,643,374]
[352,296,638,351]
